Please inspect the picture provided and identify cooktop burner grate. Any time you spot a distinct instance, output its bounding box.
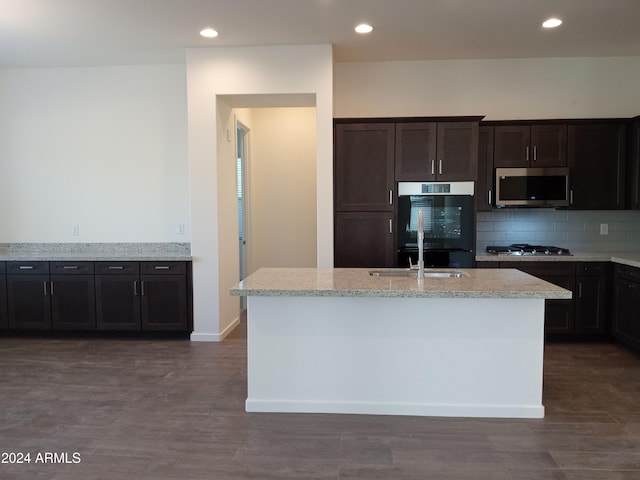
[486,244,572,256]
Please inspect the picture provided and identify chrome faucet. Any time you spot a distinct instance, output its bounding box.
[417,209,424,280]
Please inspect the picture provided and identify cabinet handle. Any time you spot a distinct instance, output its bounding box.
[488,190,492,206]
[389,219,393,235]
[570,190,574,205]
[63,265,79,270]
[438,160,443,175]
[389,190,393,205]
[43,281,48,296]
[141,281,146,296]
[154,266,170,270]
[108,266,124,270]
[533,145,537,162]
[430,160,435,175]
[578,282,582,298]
[19,265,34,270]
[525,146,530,162]
[133,281,138,296]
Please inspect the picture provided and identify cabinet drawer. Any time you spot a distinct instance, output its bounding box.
[95,261,139,275]
[616,264,640,282]
[500,261,575,277]
[50,261,94,275]
[140,262,186,275]
[6,261,49,275]
[576,262,608,275]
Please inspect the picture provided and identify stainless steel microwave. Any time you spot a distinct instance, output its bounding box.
[495,167,570,207]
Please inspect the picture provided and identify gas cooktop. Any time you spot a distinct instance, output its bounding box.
[486,244,572,256]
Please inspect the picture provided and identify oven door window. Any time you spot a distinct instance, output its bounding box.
[398,195,474,250]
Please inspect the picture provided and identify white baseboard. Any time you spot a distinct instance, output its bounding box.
[190,316,240,342]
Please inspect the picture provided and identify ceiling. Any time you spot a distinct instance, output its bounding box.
[2,0,640,68]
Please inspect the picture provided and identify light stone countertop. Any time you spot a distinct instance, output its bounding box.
[229,267,572,299]
[0,243,191,261]
[476,252,640,268]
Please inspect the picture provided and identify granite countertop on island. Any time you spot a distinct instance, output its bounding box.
[0,243,192,261]
[230,267,571,299]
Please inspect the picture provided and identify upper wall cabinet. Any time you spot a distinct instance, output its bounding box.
[334,123,395,212]
[626,117,640,210]
[494,124,567,168]
[476,126,494,212]
[395,121,479,182]
[568,122,626,210]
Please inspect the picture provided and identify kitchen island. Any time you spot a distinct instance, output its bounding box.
[230,268,571,419]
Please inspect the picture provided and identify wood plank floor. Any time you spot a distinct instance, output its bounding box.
[1,321,640,479]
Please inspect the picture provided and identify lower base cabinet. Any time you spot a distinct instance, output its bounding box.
[95,261,189,332]
[613,264,640,352]
[477,261,609,336]
[1,260,191,333]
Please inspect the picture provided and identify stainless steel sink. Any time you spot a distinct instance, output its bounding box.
[369,269,468,278]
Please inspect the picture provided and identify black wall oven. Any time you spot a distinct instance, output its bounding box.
[397,182,474,268]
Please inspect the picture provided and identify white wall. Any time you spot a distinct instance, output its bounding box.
[185,45,333,341]
[0,65,188,242]
[334,57,640,119]
[249,107,317,272]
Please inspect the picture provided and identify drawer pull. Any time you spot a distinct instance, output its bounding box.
[19,265,34,270]
[63,265,79,270]
[154,266,170,270]
[108,266,124,270]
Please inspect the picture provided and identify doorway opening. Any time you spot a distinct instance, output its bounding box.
[237,121,249,309]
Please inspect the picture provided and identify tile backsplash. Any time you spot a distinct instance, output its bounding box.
[476,210,640,253]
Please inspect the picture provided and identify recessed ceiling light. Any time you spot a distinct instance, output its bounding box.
[355,23,373,34]
[542,18,562,28]
[200,28,219,38]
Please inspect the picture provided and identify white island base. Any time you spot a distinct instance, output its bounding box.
[246,295,545,419]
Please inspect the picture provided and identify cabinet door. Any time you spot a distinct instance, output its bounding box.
[530,125,567,167]
[140,275,188,331]
[51,275,96,330]
[613,276,640,350]
[574,276,608,334]
[395,122,437,181]
[95,275,141,330]
[335,123,395,211]
[7,275,51,329]
[568,123,625,209]
[334,212,395,268]
[627,119,640,209]
[436,122,478,181]
[494,126,530,167]
[0,276,7,330]
[541,275,575,334]
[476,126,494,211]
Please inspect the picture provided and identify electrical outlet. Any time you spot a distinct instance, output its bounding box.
[176,223,185,235]
[600,223,608,235]
[71,224,80,236]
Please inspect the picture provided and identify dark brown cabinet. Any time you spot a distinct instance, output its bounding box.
[334,122,395,212]
[334,212,394,268]
[613,264,640,353]
[6,262,51,330]
[478,261,610,337]
[95,261,189,331]
[0,262,7,330]
[626,117,640,209]
[574,262,609,335]
[568,123,626,209]
[477,126,494,211]
[494,124,567,168]
[395,121,478,181]
[334,122,395,267]
[7,261,96,330]
[50,262,95,330]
